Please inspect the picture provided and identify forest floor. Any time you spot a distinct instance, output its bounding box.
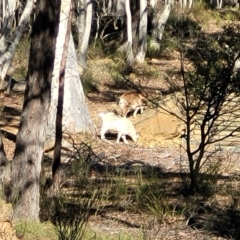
[1,15,240,240]
[1,54,240,240]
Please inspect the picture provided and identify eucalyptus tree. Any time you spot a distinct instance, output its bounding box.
[76,0,86,67]
[51,0,72,195]
[47,0,95,145]
[10,0,61,220]
[136,0,147,63]
[0,131,7,169]
[179,0,187,8]
[0,0,18,53]
[77,0,93,73]
[0,0,34,89]
[125,0,134,65]
[149,0,157,7]
[150,0,174,53]
[0,0,95,220]
[210,0,223,9]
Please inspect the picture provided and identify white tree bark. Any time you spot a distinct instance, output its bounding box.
[217,0,223,9]
[188,0,193,8]
[125,0,134,65]
[117,0,125,13]
[0,0,34,86]
[149,0,156,8]
[150,0,173,52]
[77,0,86,53]
[107,0,113,14]
[135,0,147,63]
[47,0,95,142]
[78,0,93,72]
[210,0,222,8]
[0,0,18,53]
[182,0,187,8]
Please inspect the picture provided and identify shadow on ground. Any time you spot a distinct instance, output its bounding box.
[41,144,240,240]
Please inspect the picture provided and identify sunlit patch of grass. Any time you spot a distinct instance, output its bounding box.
[132,63,160,79]
[14,218,142,240]
[190,5,223,28]
[222,10,240,21]
[84,227,142,240]
[86,57,127,90]
[15,221,57,240]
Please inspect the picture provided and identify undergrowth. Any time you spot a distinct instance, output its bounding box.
[16,140,236,239]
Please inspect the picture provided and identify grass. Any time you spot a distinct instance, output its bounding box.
[14,221,144,240]
[37,146,191,239]
[81,70,99,94]
[36,139,240,239]
[4,7,240,239]
[2,109,240,240]
[84,228,143,240]
[15,221,57,240]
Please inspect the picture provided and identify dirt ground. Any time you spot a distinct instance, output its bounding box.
[1,56,240,239]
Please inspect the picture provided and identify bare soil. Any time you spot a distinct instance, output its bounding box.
[1,56,240,239]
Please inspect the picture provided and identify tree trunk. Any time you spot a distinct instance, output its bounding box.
[217,0,223,9]
[149,0,156,7]
[0,131,7,167]
[78,0,93,73]
[0,0,34,89]
[0,130,11,202]
[135,0,147,63]
[125,0,134,65]
[188,0,193,8]
[182,0,187,8]
[11,0,60,221]
[51,0,72,196]
[150,0,173,53]
[77,0,86,54]
[107,0,113,13]
[189,168,198,194]
[47,0,95,145]
[0,0,18,53]
[210,0,222,8]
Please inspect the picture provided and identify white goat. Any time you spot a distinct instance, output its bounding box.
[118,92,146,117]
[99,112,138,144]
